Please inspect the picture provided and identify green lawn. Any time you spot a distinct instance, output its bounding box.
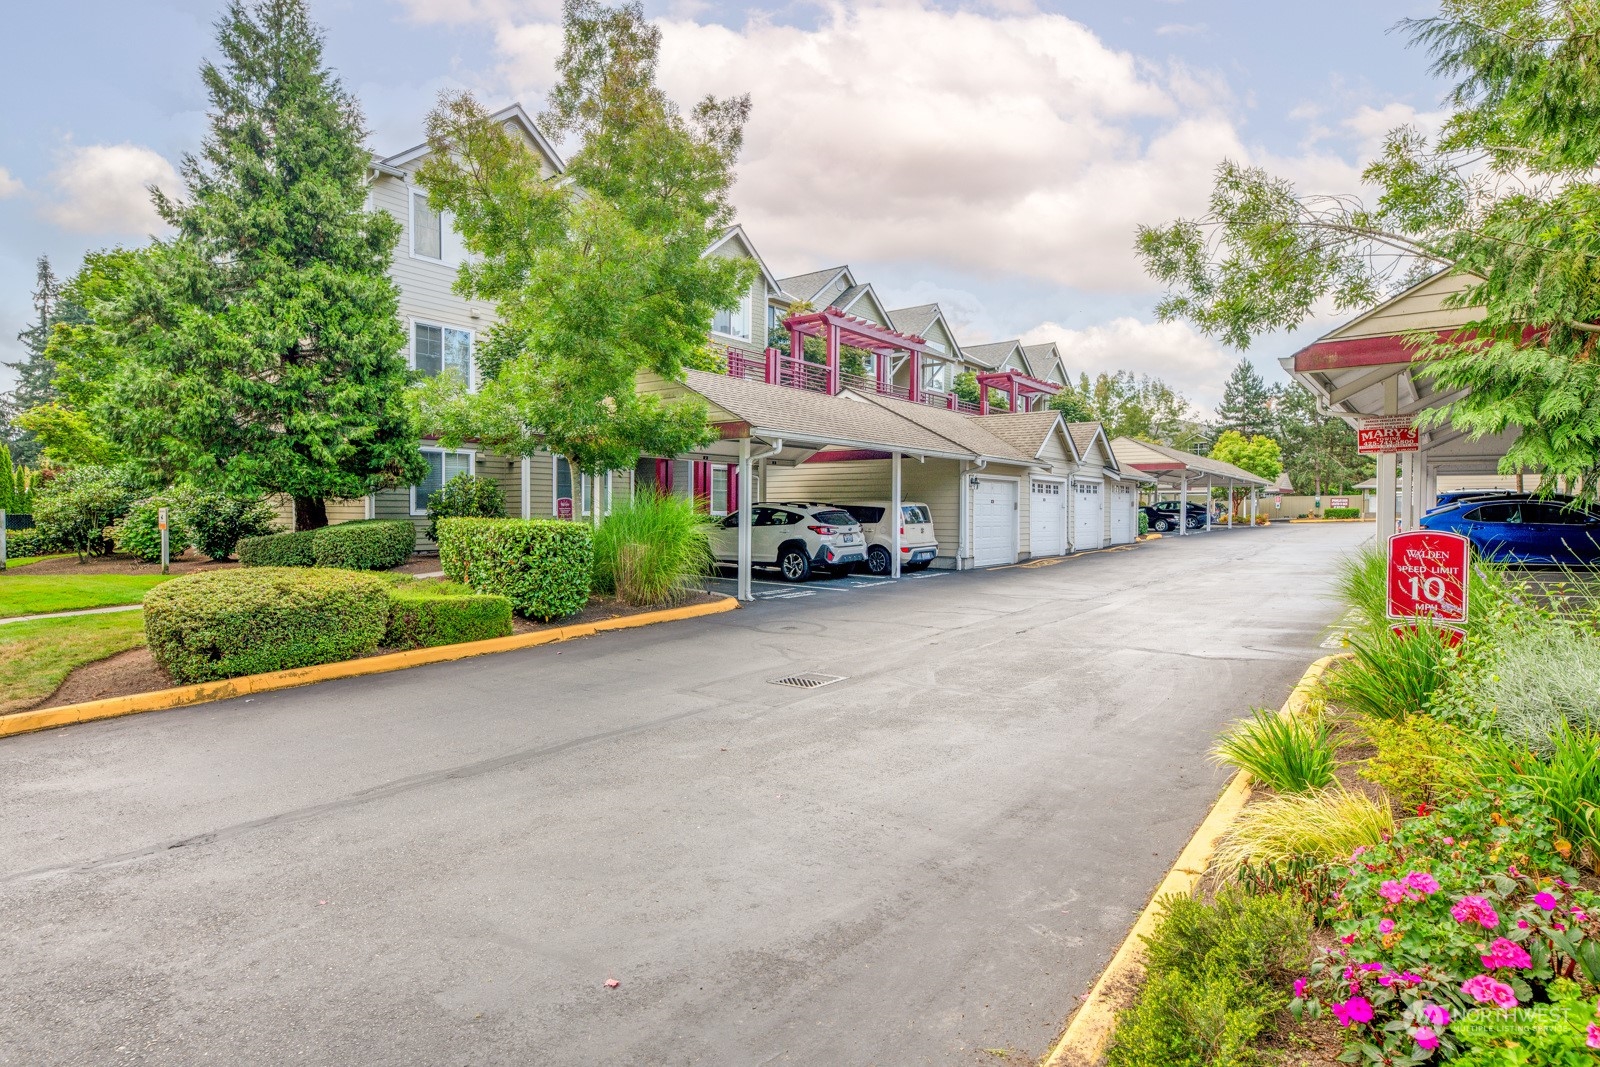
[0,611,148,714]
[3,554,73,569]
[0,574,173,619]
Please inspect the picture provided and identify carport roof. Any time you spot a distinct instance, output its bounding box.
[682,369,973,459]
[845,390,1038,464]
[1109,437,1272,488]
[970,411,1075,462]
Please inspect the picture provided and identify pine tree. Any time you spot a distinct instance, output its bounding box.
[3,256,82,463]
[1214,360,1276,440]
[80,0,422,528]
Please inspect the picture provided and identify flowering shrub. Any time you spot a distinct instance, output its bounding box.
[1291,791,1600,1060]
[1451,978,1600,1065]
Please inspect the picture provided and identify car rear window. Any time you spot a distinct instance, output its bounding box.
[842,505,884,524]
[811,509,855,526]
[1465,502,1521,523]
[902,505,931,524]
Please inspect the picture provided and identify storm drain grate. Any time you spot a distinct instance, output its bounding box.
[770,672,845,690]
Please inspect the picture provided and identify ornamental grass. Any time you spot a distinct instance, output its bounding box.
[1211,788,1394,878]
[592,492,715,607]
[1211,706,1337,793]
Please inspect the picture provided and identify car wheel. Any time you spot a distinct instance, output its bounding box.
[865,545,891,575]
[778,547,812,582]
[1154,519,1173,532]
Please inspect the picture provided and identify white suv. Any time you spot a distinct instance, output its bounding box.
[710,502,867,581]
[835,502,939,574]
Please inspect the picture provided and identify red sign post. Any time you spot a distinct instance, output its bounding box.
[1386,531,1469,641]
[1358,415,1419,455]
[556,497,574,521]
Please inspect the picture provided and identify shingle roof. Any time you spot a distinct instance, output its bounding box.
[845,391,1036,464]
[961,340,1022,369]
[775,267,847,305]
[1109,436,1271,487]
[682,369,970,457]
[970,411,1070,461]
[1065,422,1102,460]
[887,304,940,337]
[1022,343,1065,380]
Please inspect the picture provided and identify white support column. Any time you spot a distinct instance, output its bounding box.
[1179,475,1189,536]
[736,438,753,603]
[520,457,532,519]
[957,462,971,569]
[1376,377,1399,550]
[1226,479,1234,528]
[1205,479,1213,531]
[890,450,903,579]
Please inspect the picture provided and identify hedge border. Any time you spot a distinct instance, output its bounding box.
[0,596,738,740]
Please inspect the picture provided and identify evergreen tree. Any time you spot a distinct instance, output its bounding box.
[3,256,82,463]
[1276,383,1372,496]
[1214,359,1275,440]
[77,0,422,528]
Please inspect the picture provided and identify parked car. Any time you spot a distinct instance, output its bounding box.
[1148,501,1207,531]
[1419,497,1600,565]
[1425,489,1571,516]
[710,502,867,581]
[833,502,939,574]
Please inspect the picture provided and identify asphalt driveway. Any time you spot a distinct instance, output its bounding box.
[0,522,1367,1066]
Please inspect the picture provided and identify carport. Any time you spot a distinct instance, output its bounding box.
[638,369,980,600]
[1282,271,1522,550]
[1109,437,1271,534]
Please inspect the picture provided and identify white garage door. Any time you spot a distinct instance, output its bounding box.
[1073,480,1103,551]
[972,478,1018,567]
[1109,484,1134,544]
[1029,480,1066,557]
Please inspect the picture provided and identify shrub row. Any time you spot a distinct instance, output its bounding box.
[237,519,416,571]
[144,569,515,683]
[1323,506,1362,519]
[438,517,592,621]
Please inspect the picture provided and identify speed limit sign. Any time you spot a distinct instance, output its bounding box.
[1386,530,1469,624]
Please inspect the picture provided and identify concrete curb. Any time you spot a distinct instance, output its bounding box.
[0,596,739,741]
[1040,652,1344,1067]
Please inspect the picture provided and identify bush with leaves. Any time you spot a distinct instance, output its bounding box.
[425,474,504,543]
[112,494,189,563]
[310,519,416,570]
[383,579,513,649]
[438,517,592,621]
[1324,506,1361,519]
[31,465,141,559]
[237,529,317,567]
[1358,714,1477,811]
[177,489,279,560]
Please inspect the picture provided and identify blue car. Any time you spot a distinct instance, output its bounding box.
[1419,497,1600,565]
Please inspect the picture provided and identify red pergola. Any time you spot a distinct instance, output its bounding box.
[784,308,939,399]
[974,369,1060,414]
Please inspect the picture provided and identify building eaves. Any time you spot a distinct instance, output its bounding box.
[775,267,849,306]
[846,391,1037,464]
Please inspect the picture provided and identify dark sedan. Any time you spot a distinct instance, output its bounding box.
[1419,497,1600,565]
[1146,501,1208,532]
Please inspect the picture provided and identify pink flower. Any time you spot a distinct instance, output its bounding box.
[1378,919,1395,934]
[1340,933,1357,945]
[1293,978,1307,999]
[1517,919,1531,929]
[1379,880,1407,903]
[1422,1003,1450,1026]
[1405,871,1441,896]
[1535,891,1558,911]
[1480,937,1533,970]
[1361,962,1384,972]
[1350,846,1368,860]
[1589,1022,1600,1050]
[1443,836,1455,844]
[1332,996,1374,1027]
[1413,1026,1439,1051]
[1572,907,1589,922]
[1451,895,1500,928]
[1461,974,1518,1009]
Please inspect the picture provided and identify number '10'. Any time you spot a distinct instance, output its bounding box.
[1408,575,1448,602]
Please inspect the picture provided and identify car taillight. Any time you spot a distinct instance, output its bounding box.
[808,525,835,535]
[899,526,905,535]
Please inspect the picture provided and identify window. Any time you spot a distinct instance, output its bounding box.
[768,304,780,333]
[1526,502,1593,525]
[922,360,950,392]
[555,457,612,516]
[411,190,443,260]
[712,289,752,341]
[413,448,473,514]
[842,505,884,525]
[902,504,932,524]
[710,466,730,516]
[811,509,855,527]
[1466,502,1522,523]
[413,323,473,385]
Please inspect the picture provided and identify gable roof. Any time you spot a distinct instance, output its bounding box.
[376,102,564,177]
[961,339,1025,370]
[888,304,963,357]
[1065,422,1119,470]
[1109,436,1269,487]
[832,283,894,327]
[1022,343,1067,384]
[776,266,852,306]
[704,225,785,296]
[971,411,1079,463]
[845,391,1036,464]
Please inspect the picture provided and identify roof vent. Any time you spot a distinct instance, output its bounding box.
[770,672,845,690]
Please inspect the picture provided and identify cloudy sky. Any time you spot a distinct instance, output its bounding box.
[1,0,1442,410]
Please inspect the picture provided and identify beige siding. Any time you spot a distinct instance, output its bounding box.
[707,236,769,358]
[1327,273,1482,340]
[765,455,968,568]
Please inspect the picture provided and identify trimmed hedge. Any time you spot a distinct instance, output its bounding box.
[384,581,513,649]
[1324,507,1362,519]
[4,526,60,558]
[237,529,317,567]
[144,568,389,683]
[311,519,416,570]
[438,517,592,621]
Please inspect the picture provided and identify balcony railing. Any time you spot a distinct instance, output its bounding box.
[722,348,979,414]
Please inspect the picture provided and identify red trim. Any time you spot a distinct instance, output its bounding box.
[692,461,709,507]
[728,464,738,512]
[1131,462,1187,473]
[803,449,892,463]
[711,420,754,440]
[1291,334,1428,371]
[656,458,671,492]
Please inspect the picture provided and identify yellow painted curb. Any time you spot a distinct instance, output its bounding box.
[0,595,739,741]
[1288,518,1372,524]
[1041,652,1345,1067]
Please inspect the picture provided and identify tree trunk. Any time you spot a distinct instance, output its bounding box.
[294,496,329,531]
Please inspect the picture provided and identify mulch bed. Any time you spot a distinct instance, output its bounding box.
[26,588,729,712]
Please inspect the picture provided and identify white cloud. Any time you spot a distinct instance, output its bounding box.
[43,143,177,234]
[1023,316,1235,409]
[0,167,22,199]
